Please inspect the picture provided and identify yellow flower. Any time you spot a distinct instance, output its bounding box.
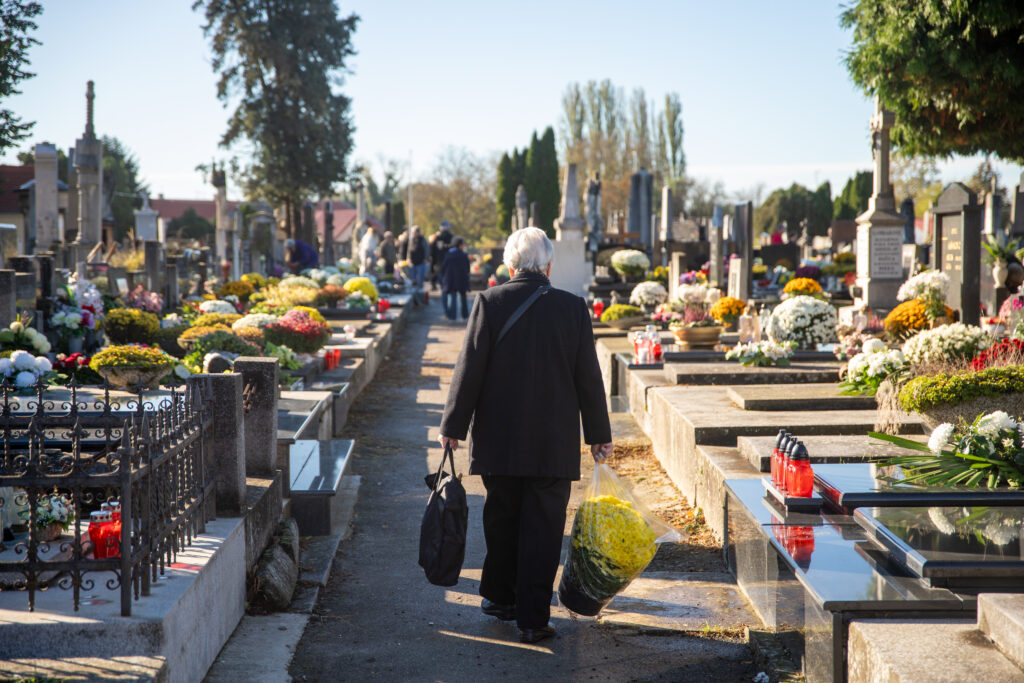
[709,296,746,325]
[343,277,379,303]
[885,298,955,341]
[783,278,822,296]
[572,494,657,576]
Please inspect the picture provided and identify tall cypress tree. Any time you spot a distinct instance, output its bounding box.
[524,131,541,223]
[496,152,514,234]
[534,127,560,237]
[512,147,526,192]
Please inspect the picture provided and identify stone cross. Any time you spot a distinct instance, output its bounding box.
[134,193,158,241]
[74,81,103,250]
[870,95,896,207]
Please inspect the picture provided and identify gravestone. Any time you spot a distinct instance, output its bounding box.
[984,186,1003,240]
[74,81,103,248]
[514,185,528,232]
[528,201,539,229]
[732,201,753,298]
[107,266,128,296]
[628,169,653,254]
[134,195,158,242]
[144,241,163,298]
[758,243,800,269]
[1011,172,1024,240]
[322,200,334,266]
[727,256,749,301]
[550,163,590,295]
[659,186,672,266]
[33,143,60,253]
[931,183,981,325]
[0,270,15,327]
[900,197,915,244]
[212,165,228,263]
[854,96,905,313]
[164,258,179,308]
[708,222,724,289]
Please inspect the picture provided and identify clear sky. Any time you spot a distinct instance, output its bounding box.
[3,0,1018,202]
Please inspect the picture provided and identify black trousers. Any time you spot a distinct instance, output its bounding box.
[479,475,572,629]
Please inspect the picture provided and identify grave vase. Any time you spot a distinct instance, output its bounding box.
[38,523,63,542]
[993,261,1008,288]
[929,315,950,329]
[66,335,84,355]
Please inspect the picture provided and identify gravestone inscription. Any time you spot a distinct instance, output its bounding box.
[932,183,981,325]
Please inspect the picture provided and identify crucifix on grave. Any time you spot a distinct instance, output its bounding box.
[854,95,906,314]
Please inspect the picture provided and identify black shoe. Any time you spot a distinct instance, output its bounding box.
[519,623,555,644]
[481,599,516,621]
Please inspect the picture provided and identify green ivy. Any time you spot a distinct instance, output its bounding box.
[898,365,1024,412]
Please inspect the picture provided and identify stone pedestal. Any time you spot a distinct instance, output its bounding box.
[190,373,247,515]
[33,143,60,252]
[551,163,593,295]
[74,81,103,249]
[727,256,749,301]
[233,357,280,477]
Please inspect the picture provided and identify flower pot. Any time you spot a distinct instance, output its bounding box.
[918,393,1024,433]
[67,336,84,355]
[604,316,646,330]
[37,523,63,542]
[95,365,169,390]
[929,315,950,329]
[671,326,723,348]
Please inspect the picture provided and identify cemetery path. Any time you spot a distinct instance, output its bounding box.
[290,298,758,682]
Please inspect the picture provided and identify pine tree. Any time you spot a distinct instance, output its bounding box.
[833,171,873,220]
[496,152,514,234]
[532,127,560,238]
[524,131,541,223]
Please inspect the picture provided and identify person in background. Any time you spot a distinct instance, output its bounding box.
[408,226,430,292]
[430,220,455,291]
[358,223,379,274]
[377,231,397,277]
[440,236,470,322]
[438,227,613,644]
[285,238,319,274]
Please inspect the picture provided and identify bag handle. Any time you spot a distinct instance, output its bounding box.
[430,445,457,492]
[495,285,551,347]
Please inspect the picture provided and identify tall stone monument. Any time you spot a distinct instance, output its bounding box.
[628,169,653,252]
[212,164,228,263]
[73,81,103,253]
[513,185,528,232]
[732,201,753,299]
[854,96,905,314]
[931,183,981,325]
[1010,172,1024,240]
[550,163,590,294]
[585,172,603,254]
[33,143,60,253]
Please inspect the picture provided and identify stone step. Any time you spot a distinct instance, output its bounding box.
[664,361,842,386]
[978,594,1024,671]
[289,439,354,536]
[736,433,927,473]
[0,655,167,682]
[848,619,1024,683]
[727,383,876,411]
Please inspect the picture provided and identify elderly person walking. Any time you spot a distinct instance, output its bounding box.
[438,227,613,644]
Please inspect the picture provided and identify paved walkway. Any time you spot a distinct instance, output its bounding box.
[289,298,757,682]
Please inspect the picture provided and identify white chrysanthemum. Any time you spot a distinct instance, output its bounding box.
[174,364,191,379]
[902,323,991,365]
[675,283,709,303]
[897,270,950,302]
[326,273,346,287]
[0,358,11,376]
[11,350,35,371]
[34,357,51,373]
[983,520,1020,546]
[767,296,837,349]
[278,275,321,290]
[977,411,1017,439]
[610,249,650,272]
[704,288,722,305]
[629,281,668,307]
[862,338,885,355]
[232,313,280,330]
[198,300,237,315]
[928,423,954,453]
[14,370,36,388]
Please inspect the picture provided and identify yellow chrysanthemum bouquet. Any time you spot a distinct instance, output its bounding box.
[558,464,683,616]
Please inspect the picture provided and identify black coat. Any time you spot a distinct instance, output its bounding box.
[440,271,611,480]
[440,248,470,293]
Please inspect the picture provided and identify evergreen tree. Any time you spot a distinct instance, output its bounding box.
[524,131,541,220]
[511,147,526,191]
[833,171,873,220]
[0,1,41,154]
[530,127,560,237]
[195,0,359,237]
[496,152,514,234]
[390,199,406,231]
[101,136,148,242]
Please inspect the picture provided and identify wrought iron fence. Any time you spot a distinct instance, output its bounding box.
[0,377,214,616]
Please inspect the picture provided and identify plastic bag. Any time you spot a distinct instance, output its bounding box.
[558,463,683,616]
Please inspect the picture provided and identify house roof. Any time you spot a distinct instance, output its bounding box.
[315,201,385,243]
[150,198,239,223]
[0,165,35,213]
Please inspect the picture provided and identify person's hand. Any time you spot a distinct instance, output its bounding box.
[439,435,460,451]
[591,442,613,462]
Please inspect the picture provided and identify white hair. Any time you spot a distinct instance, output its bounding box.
[503,227,553,274]
[284,238,296,249]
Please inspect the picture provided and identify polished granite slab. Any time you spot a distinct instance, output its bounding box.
[289,439,352,495]
[737,434,926,472]
[814,463,1024,512]
[662,346,837,363]
[855,504,1024,587]
[727,383,876,411]
[663,360,842,386]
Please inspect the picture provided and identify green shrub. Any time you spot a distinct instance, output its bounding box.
[103,308,159,344]
[600,304,643,323]
[898,365,1024,412]
[192,331,261,358]
[153,323,190,358]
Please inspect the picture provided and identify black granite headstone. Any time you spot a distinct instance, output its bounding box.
[931,183,981,325]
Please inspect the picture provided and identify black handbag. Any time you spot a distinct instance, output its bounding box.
[419,445,468,586]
